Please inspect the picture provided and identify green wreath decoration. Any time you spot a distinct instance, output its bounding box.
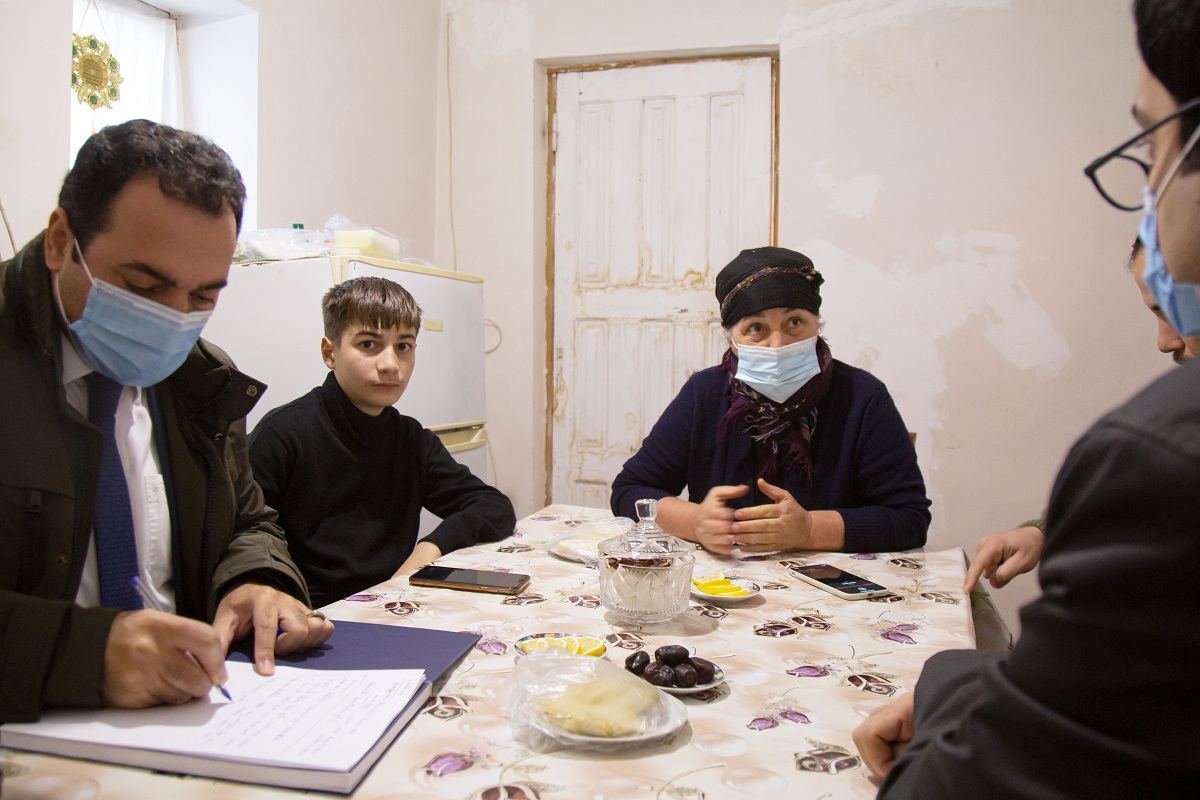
[71,33,123,110]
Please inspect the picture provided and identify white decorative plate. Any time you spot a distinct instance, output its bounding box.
[547,518,632,564]
[690,577,762,604]
[657,665,727,696]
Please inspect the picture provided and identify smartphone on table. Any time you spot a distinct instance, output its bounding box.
[791,563,891,600]
[409,564,531,595]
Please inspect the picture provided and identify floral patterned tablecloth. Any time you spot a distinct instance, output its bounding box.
[0,505,973,800]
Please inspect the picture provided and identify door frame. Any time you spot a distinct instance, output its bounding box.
[541,52,781,506]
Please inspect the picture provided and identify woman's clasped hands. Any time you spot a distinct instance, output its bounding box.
[691,478,816,555]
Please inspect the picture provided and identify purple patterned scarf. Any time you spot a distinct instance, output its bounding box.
[717,337,833,485]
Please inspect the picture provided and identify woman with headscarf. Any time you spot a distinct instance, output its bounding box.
[610,246,930,555]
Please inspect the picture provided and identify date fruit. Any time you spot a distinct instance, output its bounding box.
[654,644,690,666]
[625,650,650,675]
[642,661,676,686]
[690,657,717,684]
[673,662,698,687]
[623,642,720,690]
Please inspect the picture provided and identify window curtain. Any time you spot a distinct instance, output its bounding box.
[70,0,181,164]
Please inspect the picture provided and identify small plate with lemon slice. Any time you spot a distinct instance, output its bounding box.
[691,574,761,604]
[515,632,608,659]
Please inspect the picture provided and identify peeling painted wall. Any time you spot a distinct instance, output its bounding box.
[436,0,1159,635]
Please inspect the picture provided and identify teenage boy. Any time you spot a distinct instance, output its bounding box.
[0,120,331,724]
[248,276,516,608]
[853,1,1200,795]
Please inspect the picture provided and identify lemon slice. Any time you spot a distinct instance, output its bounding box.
[706,586,750,596]
[696,578,735,590]
[576,639,606,657]
[519,634,605,656]
[520,637,556,652]
[692,573,725,585]
[561,636,604,656]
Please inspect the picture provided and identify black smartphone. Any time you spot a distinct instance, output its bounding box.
[409,565,531,595]
[791,563,891,600]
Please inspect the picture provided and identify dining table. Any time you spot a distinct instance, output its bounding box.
[0,504,975,799]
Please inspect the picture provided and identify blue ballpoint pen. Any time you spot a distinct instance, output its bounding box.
[129,576,234,702]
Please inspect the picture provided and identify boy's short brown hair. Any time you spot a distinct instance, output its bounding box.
[322,276,423,343]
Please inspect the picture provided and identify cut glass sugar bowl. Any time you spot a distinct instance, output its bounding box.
[598,499,695,626]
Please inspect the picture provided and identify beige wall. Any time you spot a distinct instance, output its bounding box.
[0,0,71,253]
[244,0,439,253]
[434,0,1161,635]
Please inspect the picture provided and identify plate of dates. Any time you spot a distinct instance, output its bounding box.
[624,643,726,695]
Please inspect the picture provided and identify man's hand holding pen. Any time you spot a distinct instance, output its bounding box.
[128,576,233,702]
[101,605,231,708]
[101,579,333,710]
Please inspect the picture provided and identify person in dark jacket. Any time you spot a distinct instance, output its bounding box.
[610,246,930,555]
[852,1,1200,795]
[0,120,332,724]
[248,276,516,608]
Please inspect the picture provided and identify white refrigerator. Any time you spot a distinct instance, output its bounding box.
[203,256,489,536]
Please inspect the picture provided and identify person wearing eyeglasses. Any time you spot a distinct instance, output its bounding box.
[853,1,1200,795]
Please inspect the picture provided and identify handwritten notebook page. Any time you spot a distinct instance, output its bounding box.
[5,663,425,772]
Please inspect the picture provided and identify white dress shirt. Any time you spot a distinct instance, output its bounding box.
[62,336,176,611]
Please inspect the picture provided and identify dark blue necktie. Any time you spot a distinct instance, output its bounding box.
[87,372,143,610]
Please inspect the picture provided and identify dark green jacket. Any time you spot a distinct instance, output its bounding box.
[0,234,310,723]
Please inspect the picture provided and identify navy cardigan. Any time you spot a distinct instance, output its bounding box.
[610,361,930,553]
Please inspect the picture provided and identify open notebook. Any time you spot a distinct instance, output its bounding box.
[0,662,429,794]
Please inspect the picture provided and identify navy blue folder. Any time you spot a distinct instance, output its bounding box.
[228,620,480,692]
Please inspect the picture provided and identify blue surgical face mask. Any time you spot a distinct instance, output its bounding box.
[1140,186,1200,338]
[733,335,821,403]
[61,240,212,387]
[1139,122,1200,338]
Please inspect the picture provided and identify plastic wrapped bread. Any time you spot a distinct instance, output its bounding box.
[533,670,660,737]
[508,650,687,751]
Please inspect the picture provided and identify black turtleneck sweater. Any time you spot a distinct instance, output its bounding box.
[248,372,516,607]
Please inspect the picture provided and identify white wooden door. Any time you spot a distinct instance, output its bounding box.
[550,57,775,508]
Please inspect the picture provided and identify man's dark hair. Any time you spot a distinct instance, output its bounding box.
[58,119,246,250]
[1129,236,1143,270]
[1135,0,1200,171]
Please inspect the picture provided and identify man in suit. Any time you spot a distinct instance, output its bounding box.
[853,1,1200,794]
[0,120,332,723]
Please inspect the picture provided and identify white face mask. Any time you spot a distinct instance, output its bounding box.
[733,335,820,403]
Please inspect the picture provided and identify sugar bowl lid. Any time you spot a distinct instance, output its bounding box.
[598,499,694,561]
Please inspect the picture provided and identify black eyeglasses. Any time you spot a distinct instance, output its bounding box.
[1084,95,1200,212]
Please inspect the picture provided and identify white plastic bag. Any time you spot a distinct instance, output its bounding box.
[240,227,328,260]
[323,213,404,259]
[508,650,687,753]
